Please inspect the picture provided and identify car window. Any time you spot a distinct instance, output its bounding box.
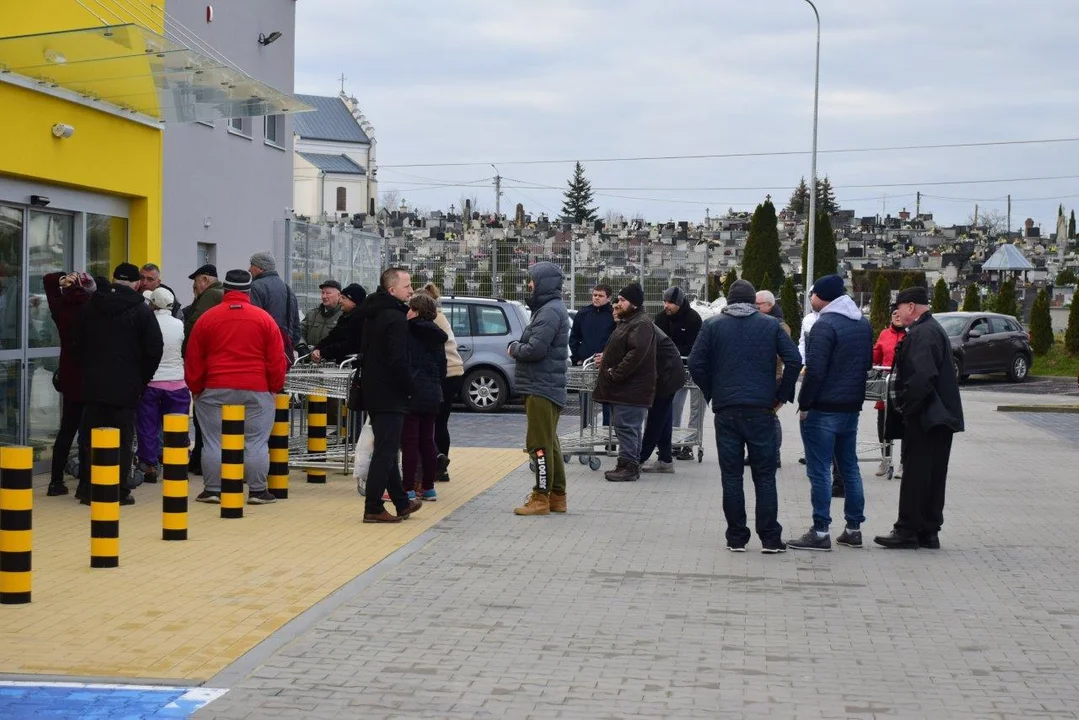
[473,305,510,336]
[969,317,991,335]
[937,316,967,336]
[443,303,471,337]
[990,316,1017,334]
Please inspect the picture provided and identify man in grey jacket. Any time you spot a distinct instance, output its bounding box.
[249,251,301,357]
[508,262,570,516]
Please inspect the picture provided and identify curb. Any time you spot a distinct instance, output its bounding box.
[996,404,1079,414]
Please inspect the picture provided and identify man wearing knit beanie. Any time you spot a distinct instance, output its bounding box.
[248,251,301,361]
[689,278,802,553]
[655,284,702,461]
[594,283,657,482]
[788,274,873,552]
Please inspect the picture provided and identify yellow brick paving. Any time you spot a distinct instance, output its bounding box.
[0,447,525,681]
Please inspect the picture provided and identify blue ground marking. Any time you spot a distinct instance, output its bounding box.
[0,682,227,719]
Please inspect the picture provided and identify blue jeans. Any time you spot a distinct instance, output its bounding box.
[714,408,782,547]
[611,404,648,463]
[799,410,865,532]
[639,394,674,463]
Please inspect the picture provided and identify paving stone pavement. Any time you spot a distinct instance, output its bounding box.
[198,390,1079,719]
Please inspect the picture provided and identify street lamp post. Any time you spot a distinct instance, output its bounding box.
[803,0,820,315]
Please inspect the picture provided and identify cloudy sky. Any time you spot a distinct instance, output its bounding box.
[294,0,1079,230]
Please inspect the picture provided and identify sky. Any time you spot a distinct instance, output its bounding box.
[293,0,1079,231]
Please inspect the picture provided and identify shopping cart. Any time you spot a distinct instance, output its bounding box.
[863,365,895,479]
[285,354,359,473]
[671,367,706,463]
[560,357,613,471]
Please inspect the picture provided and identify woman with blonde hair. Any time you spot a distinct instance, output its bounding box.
[424,282,465,482]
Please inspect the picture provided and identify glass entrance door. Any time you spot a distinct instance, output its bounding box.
[0,205,23,447]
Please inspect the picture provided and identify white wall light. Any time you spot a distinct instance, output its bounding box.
[51,123,75,139]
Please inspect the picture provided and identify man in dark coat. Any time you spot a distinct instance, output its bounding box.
[509,262,570,515]
[74,262,164,504]
[789,274,873,552]
[569,283,615,364]
[311,284,367,363]
[638,327,684,474]
[690,279,802,553]
[656,286,702,460]
[357,268,423,523]
[402,293,448,501]
[43,271,96,496]
[594,283,657,482]
[875,286,964,549]
[182,263,224,475]
[249,251,301,358]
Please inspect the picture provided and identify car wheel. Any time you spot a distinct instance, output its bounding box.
[1007,353,1030,382]
[462,368,508,412]
[953,356,965,384]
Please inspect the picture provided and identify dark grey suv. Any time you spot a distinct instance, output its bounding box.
[440,296,530,412]
[936,312,1034,383]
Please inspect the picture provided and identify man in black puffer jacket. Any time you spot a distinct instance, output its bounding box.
[357,268,423,524]
[689,279,801,553]
[638,327,685,474]
[789,274,873,552]
[656,286,702,460]
[74,262,163,504]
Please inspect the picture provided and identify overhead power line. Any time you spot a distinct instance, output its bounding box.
[379,136,1079,169]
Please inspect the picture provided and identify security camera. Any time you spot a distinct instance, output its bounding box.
[51,123,74,138]
[30,195,51,207]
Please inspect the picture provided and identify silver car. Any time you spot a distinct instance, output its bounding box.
[440,296,531,412]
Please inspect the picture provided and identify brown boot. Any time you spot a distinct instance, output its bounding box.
[514,491,550,516]
[603,457,627,482]
[606,459,640,482]
[549,491,567,513]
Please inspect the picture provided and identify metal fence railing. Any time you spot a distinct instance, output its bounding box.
[274,219,383,314]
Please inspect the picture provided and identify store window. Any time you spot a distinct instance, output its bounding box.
[87,214,128,280]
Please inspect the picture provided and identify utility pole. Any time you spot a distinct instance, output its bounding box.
[974,203,979,229]
[1007,194,1012,237]
[491,164,502,221]
[916,191,920,218]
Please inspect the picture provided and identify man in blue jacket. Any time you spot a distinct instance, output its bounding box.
[509,262,570,516]
[689,280,802,553]
[569,283,615,426]
[789,274,873,552]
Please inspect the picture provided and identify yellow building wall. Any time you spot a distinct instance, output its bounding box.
[0,0,164,265]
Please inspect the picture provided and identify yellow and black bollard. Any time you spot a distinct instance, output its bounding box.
[306,393,327,484]
[0,446,33,604]
[161,413,189,540]
[220,404,245,519]
[268,393,290,499]
[90,427,120,569]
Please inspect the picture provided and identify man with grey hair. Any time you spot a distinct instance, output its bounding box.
[755,289,790,467]
[249,251,301,358]
[138,262,181,318]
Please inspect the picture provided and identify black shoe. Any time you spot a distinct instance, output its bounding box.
[435,453,450,478]
[798,457,807,465]
[836,528,863,548]
[195,491,221,504]
[761,541,787,554]
[727,544,747,552]
[918,533,941,549]
[873,530,919,549]
[675,447,694,461]
[120,495,135,506]
[47,482,69,496]
[248,490,277,505]
[436,471,450,483]
[787,529,832,551]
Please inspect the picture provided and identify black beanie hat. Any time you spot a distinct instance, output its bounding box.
[341,283,367,305]
[727,279,757,305]
[223,269,253,292]
[662,286,685,306]
[618,283,644,308]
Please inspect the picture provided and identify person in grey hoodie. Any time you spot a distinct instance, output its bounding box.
[248,251,301,357]
[788,274,873,552]
[508,262,570,516]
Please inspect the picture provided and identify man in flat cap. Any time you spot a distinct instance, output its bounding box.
[874,285,963,549]
[788,274,872,552]
[301,279,344,349]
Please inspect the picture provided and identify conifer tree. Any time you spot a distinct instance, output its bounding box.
[1029,287,1054,356]
[453,272,468,295]
[780,277,801,340]
[707,273,720,302]
[800,211,838,284]
[561,161,599,224]
[478,272,493,298]
[996,278,1018,319]
[815,175,839,214]
[899,274,916,291]
[742,198,784,290]
[870,275,892,331]
[1065,293,1079,355]
[787,177,810,216]
[1070,209,1076,241]
[962,284,981,312]
[760,272,773,294]
[722,268,738,295]
[932,278,950,313]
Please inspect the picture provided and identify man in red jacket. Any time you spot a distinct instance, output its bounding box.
[185,269,289,504]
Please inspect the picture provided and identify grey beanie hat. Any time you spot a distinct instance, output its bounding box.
[727,279,757,305]
[662,286,685,306]
[249,251,276,272]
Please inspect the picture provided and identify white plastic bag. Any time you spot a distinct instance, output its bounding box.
[353,423,375,495]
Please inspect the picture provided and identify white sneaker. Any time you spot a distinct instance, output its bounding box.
[874,459,889,477]
[893,466,903,479]
[640,460,675,474]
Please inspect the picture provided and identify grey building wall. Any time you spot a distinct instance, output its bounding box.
[161,0,296,305]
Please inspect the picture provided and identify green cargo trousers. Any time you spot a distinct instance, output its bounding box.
[525,395,566,495]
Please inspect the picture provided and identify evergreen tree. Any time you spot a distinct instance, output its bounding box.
[932,278,950,313]
[722,268,738,295]
[996,278,1018,319]
[1070,209,1076,241]
[1065,294,1079,355]
[1058,268,1077,286]
[453,272,468,295]
[870,275,892,331]
[742,198,784,291]
[961,284,981,312]
[815,175,839,214]
[478,272,493,298]
[780,277,801,340]
[1029,287,1054,356]
[787,177,809,216]
[431,266,445,293]
[800,211,838,284]
[899,274,916,291]
[561,161,599,224]
[707,273,720,302]
[760,272,773,294]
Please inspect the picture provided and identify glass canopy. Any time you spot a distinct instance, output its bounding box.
[0,24,313,123]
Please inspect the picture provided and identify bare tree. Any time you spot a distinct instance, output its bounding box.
[969,209,1007,238]
[379,189,401,212]
[603,209,625,227]
[458,193,481,218]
